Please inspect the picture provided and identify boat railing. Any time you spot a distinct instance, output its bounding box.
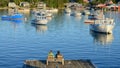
[94,19,114,25]
[36,16,46,20]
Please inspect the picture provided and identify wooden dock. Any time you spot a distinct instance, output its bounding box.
[23,59,96,68]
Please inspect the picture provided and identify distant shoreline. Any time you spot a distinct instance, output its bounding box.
[0,7,8,9]
[0,7,61,10]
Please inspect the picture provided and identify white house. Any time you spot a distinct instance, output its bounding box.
[20,2,30,8]
[8,2,17,8]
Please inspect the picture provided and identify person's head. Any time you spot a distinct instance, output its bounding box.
[49,50,52,53]
[57,51,60,54]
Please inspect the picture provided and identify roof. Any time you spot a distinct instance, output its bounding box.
[20,2,30,7]
[96,4,106,8]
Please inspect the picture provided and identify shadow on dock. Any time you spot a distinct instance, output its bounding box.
[23,60,96,68]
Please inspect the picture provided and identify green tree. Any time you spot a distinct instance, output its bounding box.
[44,0,65,8]
[75,0,83,3]
[14,0,24,5]
[0,0,9,7]
[112,0,116,3]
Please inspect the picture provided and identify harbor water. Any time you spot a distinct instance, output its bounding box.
[0,9,120,68]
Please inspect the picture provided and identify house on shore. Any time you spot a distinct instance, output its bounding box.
[18,2,30,13]
[8,2,17,8]
[8,2,18,15]
[37,2,46,10]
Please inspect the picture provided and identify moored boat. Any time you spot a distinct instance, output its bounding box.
[89,18,115,34]
[64,8,71,13]
[32,11,48,25]
[71,11,81,17]
[83,10,90,15]
[84,19,94,24]
[1,13,24,20]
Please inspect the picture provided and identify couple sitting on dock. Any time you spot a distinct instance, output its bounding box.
[46,50,64,65]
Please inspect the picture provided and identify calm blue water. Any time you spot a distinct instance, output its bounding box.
[0,9,120,68]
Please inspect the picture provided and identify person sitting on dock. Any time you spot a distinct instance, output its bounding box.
[55,51,64,65]
[55,51,62,58]
[46,50,55,65]
[48,50,54,57]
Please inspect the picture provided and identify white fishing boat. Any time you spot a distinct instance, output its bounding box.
[32,11,48,25]
[64,8,71,13]
[88,10,115,34]
[83,10,90,15]
[89,18,115,34]
[71,11,81,17]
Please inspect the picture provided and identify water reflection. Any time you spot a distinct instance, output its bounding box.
[64,12,71,17]
[90,31,114,45]
[1,16,24,31]
[46,17,52,21]
[8,8,15,15]
[32,24,48,33]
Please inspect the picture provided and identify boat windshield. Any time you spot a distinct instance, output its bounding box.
[37,13,45,16]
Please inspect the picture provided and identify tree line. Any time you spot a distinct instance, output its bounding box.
[0,0,69,8]
[0,0,119,8]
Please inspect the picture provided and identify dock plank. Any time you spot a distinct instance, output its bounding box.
[23,60,95,68]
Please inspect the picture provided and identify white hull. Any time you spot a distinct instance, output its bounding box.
[90,24,114,34]
[71,12,81,17]
[85,12,90,15]
[84,10,90,15]
[33,19,48,25]
[64,8,71,13]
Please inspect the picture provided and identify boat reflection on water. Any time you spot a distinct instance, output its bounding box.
[46,16,52,21]
[11,19,24,31]
[90,30,114,45]
[32,24,48,33]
